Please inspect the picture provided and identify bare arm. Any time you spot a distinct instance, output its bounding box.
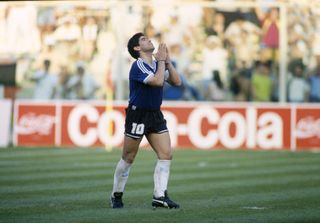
[255,7,265,22]
[147,43,167,87]
[166,62,181,86]
[165,45,181,86]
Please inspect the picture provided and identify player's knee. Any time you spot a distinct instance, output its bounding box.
[122,152,136,164]
[122,156,135,164]
[158,153,172,160]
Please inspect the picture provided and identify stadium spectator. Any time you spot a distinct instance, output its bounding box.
[66,61,100,100]
[230,73,241,101]
[202,9,226,41]
[180,75,203,101]
[164,14,186,46]
[163,61,185,101]
[53,15,81,62]
[308,56,320,102]
[212,12,226,40]
[53,65,71,99]
[163,61,202,101]
[287,9,310,64]
[54,15,81,42]
[90,18,116,99]
[6,5,41,55]
[202,8,216,35]
[163,81,184,100]
[224,16,261,68]
[230,68,251,101]
[201,35,228,84]
[233,30,259,68]
[166,41,202,101]
[34,35,61,75]
[224,16,261,44]
[172,36,194,81]
[3,1,320,103]
[251,61,273,102]
[37,6,56,45]
[287,63,309,102]
[312,20,320,63]
[79,17,98,60]
[256,7,280,62]
[214,0,239,28]
[177,3,203,29]
[204,70,225,101]
[30,59,58,100]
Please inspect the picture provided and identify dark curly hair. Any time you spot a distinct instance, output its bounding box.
[127,32,144,59]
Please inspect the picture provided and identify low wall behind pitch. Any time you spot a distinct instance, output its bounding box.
[12,100,320,151]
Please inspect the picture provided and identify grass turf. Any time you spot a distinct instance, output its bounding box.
[0,147,320,223]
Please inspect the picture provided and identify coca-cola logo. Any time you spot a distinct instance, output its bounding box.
[296,116,320,139]
[66,104,284,149]
[16,113,55,135]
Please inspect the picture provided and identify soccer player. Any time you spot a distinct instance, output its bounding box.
[110,32,181,209]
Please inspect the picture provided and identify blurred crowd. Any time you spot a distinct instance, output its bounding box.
[0,0,319,102]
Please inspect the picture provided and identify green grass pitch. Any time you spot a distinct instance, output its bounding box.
[1,147,320,223]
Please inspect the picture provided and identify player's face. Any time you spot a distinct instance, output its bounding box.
[138,36,155,52]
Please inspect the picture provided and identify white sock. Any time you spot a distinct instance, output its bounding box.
[153,160,171,198]
[112,158,132,195]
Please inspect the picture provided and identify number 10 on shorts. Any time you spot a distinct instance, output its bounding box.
[131,123,145,134]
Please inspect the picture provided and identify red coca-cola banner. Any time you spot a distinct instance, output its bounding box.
[14,102,56,146]
[295,107,320,150]
[13,101,320,151]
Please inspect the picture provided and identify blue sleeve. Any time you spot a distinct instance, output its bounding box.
[130,61,154,84]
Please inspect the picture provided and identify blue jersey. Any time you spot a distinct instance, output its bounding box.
[128,58,164,110]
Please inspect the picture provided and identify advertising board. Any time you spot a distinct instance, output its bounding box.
[13,101,320,151]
